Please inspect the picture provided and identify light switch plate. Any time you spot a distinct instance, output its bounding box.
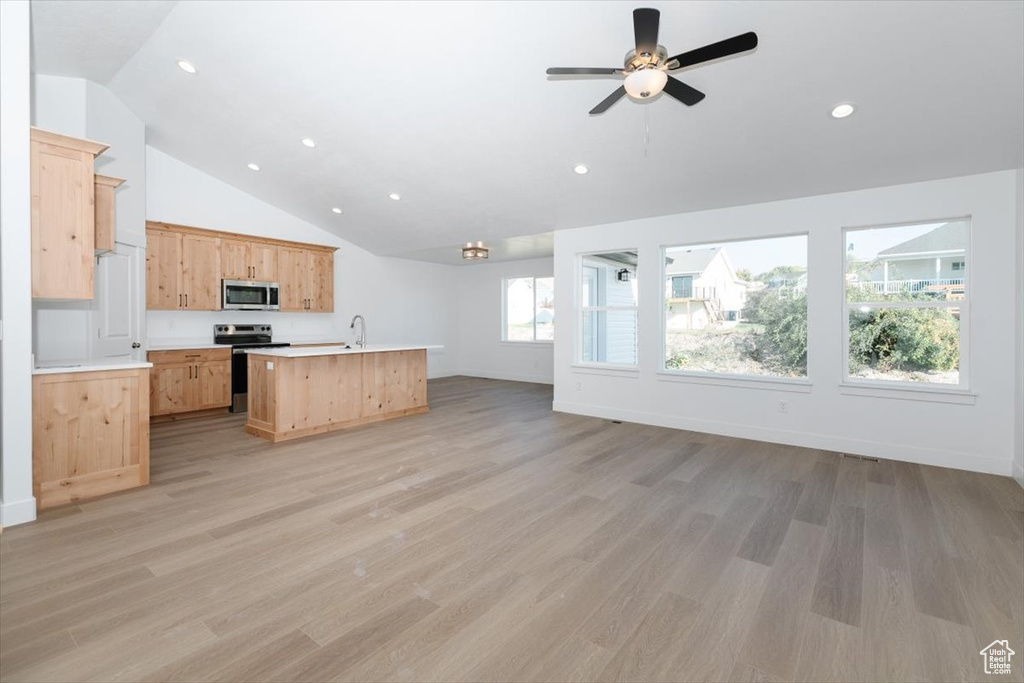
[267,361,274,370]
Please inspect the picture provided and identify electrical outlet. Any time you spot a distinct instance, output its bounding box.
[778,400,788,414]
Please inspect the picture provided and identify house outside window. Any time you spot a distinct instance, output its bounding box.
[662,236,808,378]
[844,219,969,387]
[503,276,554,342]
[579,252,638,365]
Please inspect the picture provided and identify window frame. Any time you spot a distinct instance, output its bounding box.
[658,232,811,386]
[841,216,972,394]
[574,250,639,369]
[501,275,554,344]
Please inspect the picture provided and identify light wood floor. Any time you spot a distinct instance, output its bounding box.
[2,377,1022,683]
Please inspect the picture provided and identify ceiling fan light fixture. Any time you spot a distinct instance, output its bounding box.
[624,68,668,99]
[462,241,489,261]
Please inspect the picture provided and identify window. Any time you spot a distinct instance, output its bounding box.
[663,236,808,378]
[579,252,638,365]
[503,276,554,342]
[844,219,968,387]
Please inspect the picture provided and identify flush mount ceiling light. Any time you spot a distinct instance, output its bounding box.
[176,59,197,74]
[831,103,856,118]
[388,192,401,201]
[247,162,260,171]
[301,137,316,148]
[331,207,343,214]
[462,242,489,260]
[573,164,589,175]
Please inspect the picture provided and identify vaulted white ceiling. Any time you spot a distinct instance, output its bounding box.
[30,0,1024,262]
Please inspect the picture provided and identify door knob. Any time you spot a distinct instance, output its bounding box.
[131,342,141,349]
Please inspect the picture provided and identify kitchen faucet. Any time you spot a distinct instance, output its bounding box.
[350,315,366,347]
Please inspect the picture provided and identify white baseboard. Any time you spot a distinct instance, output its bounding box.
[0,497,37,528]
[1014,461,1024,489]
[553,400,1014,477]
[427,369,458,380]
[458,369,554,385]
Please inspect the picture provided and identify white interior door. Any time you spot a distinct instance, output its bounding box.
[93,242,145,361]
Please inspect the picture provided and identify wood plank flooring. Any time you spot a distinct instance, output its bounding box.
[1,376,1022,682]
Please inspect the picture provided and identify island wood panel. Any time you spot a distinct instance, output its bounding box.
[386,350,427,412]
[32,368,149,509]
[244,349,428,442]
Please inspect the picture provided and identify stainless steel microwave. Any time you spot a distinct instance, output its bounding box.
[222,280,280,311]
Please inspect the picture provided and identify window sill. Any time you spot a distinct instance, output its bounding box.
[571,363,640,377]
[656,371,813,393]
[500,340,554,347]
[838,382,976,405]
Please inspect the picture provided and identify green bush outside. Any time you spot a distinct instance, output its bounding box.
[741,289,808,375]
[848,307,959,373]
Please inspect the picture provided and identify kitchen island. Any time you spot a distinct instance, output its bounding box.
[243,345,439,442]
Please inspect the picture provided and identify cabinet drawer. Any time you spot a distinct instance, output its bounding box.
[148,348,230,365]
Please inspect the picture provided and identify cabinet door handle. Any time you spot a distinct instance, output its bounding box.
[179,293,183,307]
[184,293,188,307]
[188,365,192,379]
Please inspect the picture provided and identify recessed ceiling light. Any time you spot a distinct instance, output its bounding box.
[301,137,316,148]
[331,207,343,214]
[573,164,589,175]
[388,192,401,201]
[831,103,855,119]
[247,163,260,171]
[176,59,197,74]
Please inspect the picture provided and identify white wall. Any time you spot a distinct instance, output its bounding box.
[0,0,36,526]
[30,75,148,363]
[146,148,459,377]
[554,170,1020,477]
[457,257,553,384]
[1015,168,1023,488]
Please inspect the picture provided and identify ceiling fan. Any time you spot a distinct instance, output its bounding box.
[546,8,758,115]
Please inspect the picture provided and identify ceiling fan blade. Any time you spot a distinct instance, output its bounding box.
[546,67,621,75]
[589,86,627,115]
[668,32,758,70]
[633,8,660,55]
[663,76,706,106]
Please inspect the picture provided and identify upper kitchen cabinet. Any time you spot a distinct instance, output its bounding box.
[145,226,221,310]
[221,238,278,282]
[93,174,125,254]
[30,127,109,299]
[279,246,334,312]
[145,221,336,312]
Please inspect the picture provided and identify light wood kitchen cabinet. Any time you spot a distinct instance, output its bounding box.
[279,246,334,312]
[146,228,222,310]
[33,367,150,509]
[145,221,335,312]
[148,348,231,417]
[94,174,125,254]
[30,127,109,299]
[181,234,221,310]
[221,238,278,281]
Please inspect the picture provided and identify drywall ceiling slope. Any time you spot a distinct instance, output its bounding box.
[34,1,1024,256]
[30,0,178,84]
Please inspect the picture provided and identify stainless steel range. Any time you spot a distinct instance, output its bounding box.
[213,324,290,412]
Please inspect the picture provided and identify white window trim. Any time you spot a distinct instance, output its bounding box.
[575,250,639,368]
[501,275,554,343]
[658,234,810,382]
[841,217,971,396]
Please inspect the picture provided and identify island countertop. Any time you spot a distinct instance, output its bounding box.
[244,344,442,358]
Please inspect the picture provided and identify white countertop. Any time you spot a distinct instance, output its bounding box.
[34,360,153,375]
[146,336,349,351]
[244,344,442,358]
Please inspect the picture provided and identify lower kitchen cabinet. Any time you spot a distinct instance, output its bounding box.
[148,348,231,417]
[33,367,150,509]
